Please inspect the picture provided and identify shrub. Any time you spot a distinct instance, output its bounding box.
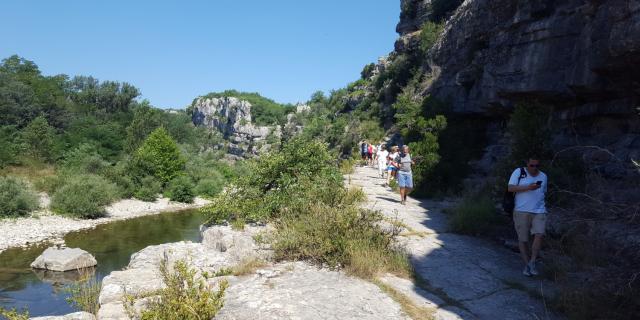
[59,143,109,175]
[420,22,443,53]
[0,307,29,320]
[126,259,227,320]
[64,275,100,314]
[133,176,162,202]
[272,204,409,278]
[132,127,186,184]
[51,174,118,218]
[449,193,498,235]
[165,176,195,203]
[100,160,136,199]
[202,137,410,279]
[0,176,39,218]
[194,174,224,198]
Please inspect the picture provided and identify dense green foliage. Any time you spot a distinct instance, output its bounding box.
[393,93,447,192]
[165,176,195,203]
[0,176,39,218]
[0,55,235,219]
[202,137,410,278]
[197,90,295,126]
[132,127,186,184]
[51,174,118,218]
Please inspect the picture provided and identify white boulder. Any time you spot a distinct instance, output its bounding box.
[31,247,97,272]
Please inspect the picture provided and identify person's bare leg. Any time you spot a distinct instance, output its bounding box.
[404,188,412,201]
[518,241,530,265]
[399,187,405,202]
[530,234,543,262]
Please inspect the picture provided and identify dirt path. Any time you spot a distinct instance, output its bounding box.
[348,166,561,320]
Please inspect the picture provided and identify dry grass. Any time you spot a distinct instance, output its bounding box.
[374,280,435,320]
[0,162,55,184]
[232,258,268,276]
[63,271,101,314]
[346,241,412,279]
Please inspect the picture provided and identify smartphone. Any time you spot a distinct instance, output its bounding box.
[536,181,542,186]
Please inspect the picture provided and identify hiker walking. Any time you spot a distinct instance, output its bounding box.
[395,145,414,205]
[507,156,548,277]
[376,143,389,178]
[386,146,399,186]
[360,141,368,162]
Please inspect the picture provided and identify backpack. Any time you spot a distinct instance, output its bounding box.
[502,167,527,214]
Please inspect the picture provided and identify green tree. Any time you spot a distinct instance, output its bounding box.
[20,115,56,161]
[125,101,162,151]
[132,127,186,184]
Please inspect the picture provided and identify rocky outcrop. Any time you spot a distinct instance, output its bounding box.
[427,0,640,117]
[191,97,280,158]
[31,247,97,272]
[97,225,271,319]
[95,225,413,320]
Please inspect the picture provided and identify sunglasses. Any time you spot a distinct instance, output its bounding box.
[528,164,541,168]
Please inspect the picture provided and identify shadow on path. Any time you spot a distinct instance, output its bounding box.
[348,166,562,320]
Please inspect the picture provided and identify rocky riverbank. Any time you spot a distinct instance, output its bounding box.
[0,196,211,254]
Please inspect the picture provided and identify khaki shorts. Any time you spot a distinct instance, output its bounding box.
[513,211,546,242]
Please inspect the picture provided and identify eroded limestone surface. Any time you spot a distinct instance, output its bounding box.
[348,166,562,320]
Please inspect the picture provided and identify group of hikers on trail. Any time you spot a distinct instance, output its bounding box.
[360,140,548,277]
[360,141,414,205]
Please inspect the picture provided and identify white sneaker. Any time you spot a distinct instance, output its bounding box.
[522,265,532,277]
[528,261,539,276]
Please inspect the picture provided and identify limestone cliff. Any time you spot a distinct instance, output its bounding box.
[375,0,640,193]
[191,96,280,158]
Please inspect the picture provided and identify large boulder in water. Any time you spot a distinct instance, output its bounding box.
[31,247,97,272]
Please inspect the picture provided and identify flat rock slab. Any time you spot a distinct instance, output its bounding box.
[348,167,563,319]
[216,262,410,320]
[31,312,96,320]
[30,247,97,272]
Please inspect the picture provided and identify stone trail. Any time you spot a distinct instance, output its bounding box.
[348,166,562,320]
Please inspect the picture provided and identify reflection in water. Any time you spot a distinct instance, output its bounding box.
[33,267,96,285]
[0,209,204,317]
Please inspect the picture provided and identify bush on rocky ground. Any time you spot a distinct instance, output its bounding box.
[51,174,118,218]
[0,176,39,218]
[202,137,410,279]
[164,175,195,203]
[125,259,227,320]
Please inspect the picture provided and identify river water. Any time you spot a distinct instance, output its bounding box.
[0,209,204,317]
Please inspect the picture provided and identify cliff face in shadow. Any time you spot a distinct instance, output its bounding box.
[386,0,640,195]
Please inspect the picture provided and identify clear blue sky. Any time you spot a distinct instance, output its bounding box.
[1,0,400,108]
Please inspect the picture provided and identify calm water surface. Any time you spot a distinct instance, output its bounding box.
[0,209,204,316]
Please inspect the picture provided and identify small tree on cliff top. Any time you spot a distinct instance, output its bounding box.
[132,127,186,184]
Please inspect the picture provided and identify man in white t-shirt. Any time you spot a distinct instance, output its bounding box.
[507,156,547,277]
[376,144,389,178]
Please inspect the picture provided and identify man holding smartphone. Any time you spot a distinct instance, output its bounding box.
[507,157,548,277]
